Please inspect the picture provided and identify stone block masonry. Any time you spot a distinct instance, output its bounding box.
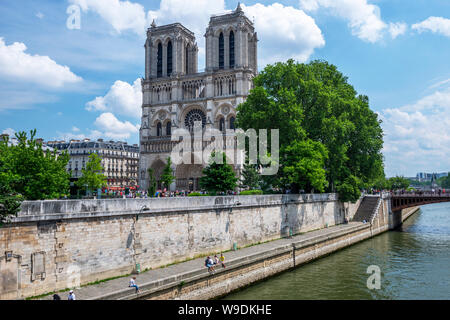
[1,194,361,299]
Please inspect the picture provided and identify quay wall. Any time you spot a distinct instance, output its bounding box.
[0,194,361,299]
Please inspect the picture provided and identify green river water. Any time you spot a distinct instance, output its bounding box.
[223,202,450,300]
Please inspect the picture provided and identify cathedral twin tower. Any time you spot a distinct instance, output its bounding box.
[139,4,258,191]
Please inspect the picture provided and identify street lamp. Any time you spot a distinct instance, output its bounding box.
[136,205,150,221]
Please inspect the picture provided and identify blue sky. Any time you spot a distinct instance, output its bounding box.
[0,0,449,177]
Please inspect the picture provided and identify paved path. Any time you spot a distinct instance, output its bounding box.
[39,222,364,300]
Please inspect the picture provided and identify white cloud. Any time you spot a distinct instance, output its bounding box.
[36,12,44,19]
[381,87,450,176]
[0,38,82,88]
[299,0,388,43]
[2,128,15,136]
[242,3,325,64]
[412,16,450,37]
[86,78,142,118]
[388,22,407,39]
[72,126,80,132]
[70,0,148,35]
[70,0,324,68]
[94,112,139,139]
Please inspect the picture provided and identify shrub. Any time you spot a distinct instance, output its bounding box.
[239,189,263,195]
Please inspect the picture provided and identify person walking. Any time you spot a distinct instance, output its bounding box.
[129,276,140,293]
[68,290,76,300]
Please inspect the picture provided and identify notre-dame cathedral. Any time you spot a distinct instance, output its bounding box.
[139,4,257,191]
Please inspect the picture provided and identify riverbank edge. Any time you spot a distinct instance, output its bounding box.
[36,206,420,300]
[134,207,420,300]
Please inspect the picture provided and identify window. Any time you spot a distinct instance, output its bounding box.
[184,109,206,130]
[167,41,173,76]
[157,122,162,136]
[229,116,235,130]
[157,43,163,78]
[219,118,225,132]
[229,31,235,68]
[166,122,172,136]
[185,45,189,74]
[219,32,224,69]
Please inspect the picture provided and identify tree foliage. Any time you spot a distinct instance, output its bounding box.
[160,157,175,190]
[0,130,70,201]
[147,168,157,196]
[239,159,262,190]
[76,153,107,193]
[236,60,385,202]
[438,174,450,188]
[200,152,238,194]
[388,176,410,190]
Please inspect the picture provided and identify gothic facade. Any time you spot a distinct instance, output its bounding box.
[139,4,257,191]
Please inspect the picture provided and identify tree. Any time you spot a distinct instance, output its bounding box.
[282,139,328,193]
[0,130,70,200]
[160,157,175,190]
[236,60,385,202]
[388,176,410,190]
[200,152,238,194]
[0,138,23,223]
[437,174,450,188]
[76,153,107,194]
[147,168,157,197]
[239,159,262,190]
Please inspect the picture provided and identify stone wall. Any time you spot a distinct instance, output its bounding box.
[0,194,358,299]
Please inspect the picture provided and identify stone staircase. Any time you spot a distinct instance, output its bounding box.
[352,196,380,223]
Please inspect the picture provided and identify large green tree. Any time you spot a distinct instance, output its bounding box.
[0,130,70,201]
[236,60,384,202]
[200,152,238,194]
[76,153,107,194]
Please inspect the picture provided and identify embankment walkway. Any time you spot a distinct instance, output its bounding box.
[39,221,374,300]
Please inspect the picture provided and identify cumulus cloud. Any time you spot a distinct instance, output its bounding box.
[70,0,324,67]
[86,78,142,118]
[299,0,389,43]
[70,0,148,35]
[380,88,450,176]
[412,16,450,37]
[94,112,139,139]
[0,38,82,88]
[388,22,407,39]
[242,3,325,64]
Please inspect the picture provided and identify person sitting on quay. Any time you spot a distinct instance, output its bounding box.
[129,276,140,293]
[205,256,216,274]
[220,253,226,268]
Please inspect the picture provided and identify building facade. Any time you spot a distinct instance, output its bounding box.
[139,4,257,191]
[46,139,139,190]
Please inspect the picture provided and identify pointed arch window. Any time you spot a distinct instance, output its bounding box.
[167,41,173,76]
[166,122,172,136]
[219,118,225,132]
[229,31,235,68]
[185,45,189,74]
[157,43,163,78]
[219,32,224,69]
[157,122,162,136]
[229,116,235,130]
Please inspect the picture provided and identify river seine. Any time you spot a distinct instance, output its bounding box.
[223,202,450,300]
